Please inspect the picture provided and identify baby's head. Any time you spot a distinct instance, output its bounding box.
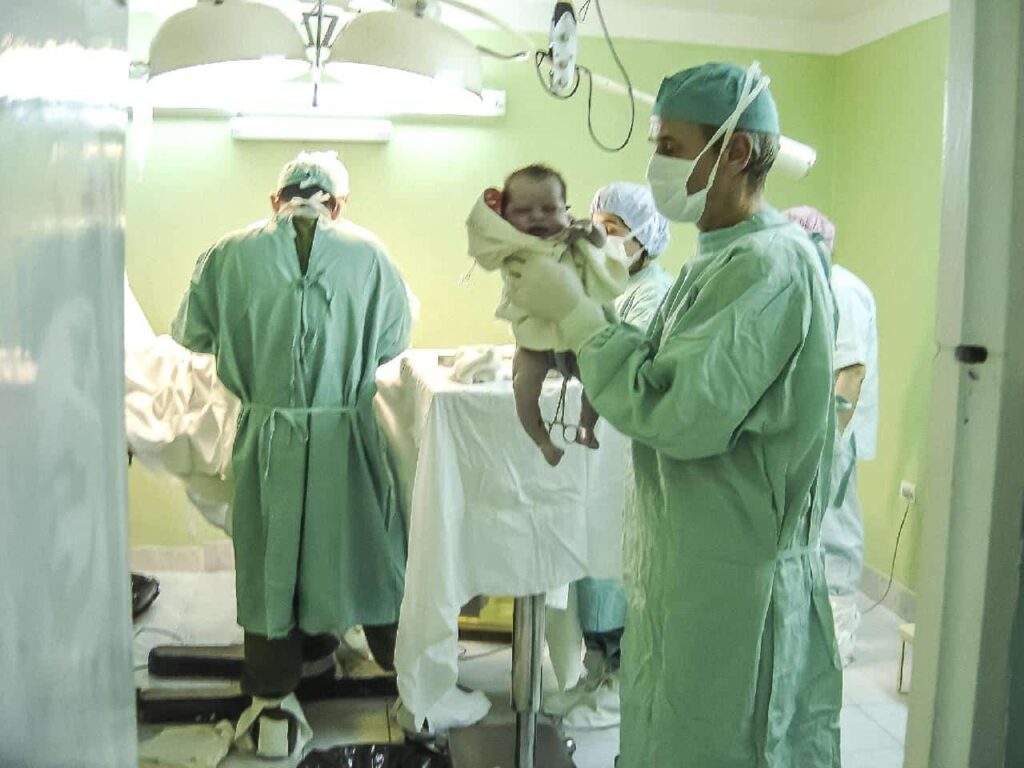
[498,164,571,239]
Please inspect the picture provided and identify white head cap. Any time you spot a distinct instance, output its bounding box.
[591,182,671,257]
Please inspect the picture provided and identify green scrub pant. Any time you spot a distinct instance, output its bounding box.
[242,624,398,699]
[584,628,624,672]
[579,577,627,672]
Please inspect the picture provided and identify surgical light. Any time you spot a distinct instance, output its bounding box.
[147,1,310,100]
[325,10,484,113]
[139,0,817,176]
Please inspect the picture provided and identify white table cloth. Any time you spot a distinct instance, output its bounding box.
[375,349,628,731]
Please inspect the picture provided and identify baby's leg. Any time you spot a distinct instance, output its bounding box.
[557,352,601,450]
[577,390,601,450]
[513,348,564,467]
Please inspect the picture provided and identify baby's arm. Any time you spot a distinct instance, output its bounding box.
[565,219,607,249]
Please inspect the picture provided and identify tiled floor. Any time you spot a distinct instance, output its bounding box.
[136,574,910,767]
[835,593,912,768]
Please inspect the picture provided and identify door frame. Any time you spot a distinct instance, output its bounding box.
[905,0,1024,766]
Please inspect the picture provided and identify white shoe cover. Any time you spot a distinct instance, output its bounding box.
[830,594,861,666]
[562,672,621,730]
[393,687,492,737]
[544,650,607,718]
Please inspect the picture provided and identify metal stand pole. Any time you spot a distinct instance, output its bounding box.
[512,595,546,768]
[448,593,573,768]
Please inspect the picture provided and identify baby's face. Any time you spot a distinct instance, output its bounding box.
[503,176,571,239]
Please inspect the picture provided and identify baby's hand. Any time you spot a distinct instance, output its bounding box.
[564,219,607,248]
[483,187,503,214]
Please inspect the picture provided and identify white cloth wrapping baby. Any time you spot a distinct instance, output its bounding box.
[465,195,630,351]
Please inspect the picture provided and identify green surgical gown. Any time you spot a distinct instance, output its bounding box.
[577,261,676,636]
[173,213,411,640]
[578,208,841,767]
[616,262,676,330]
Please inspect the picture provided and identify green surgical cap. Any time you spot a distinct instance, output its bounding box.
[277,150,350,196]
[653,62,780,134]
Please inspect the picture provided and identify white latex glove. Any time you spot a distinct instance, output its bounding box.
[506,257,610,351]
[505,256,583,321]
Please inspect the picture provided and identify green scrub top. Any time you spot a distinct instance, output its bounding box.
[579,208,841,767]
[173,212,411,639]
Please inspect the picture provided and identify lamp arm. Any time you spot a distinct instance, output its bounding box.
[426,0,817,177]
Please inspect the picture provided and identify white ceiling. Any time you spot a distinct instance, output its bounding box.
[601,0,892,23]
[129,0,949,59]
[461,0,948,53]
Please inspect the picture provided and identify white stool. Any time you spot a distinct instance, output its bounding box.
[898,623,915,694]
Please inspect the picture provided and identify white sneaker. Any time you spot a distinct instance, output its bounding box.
[562,671,621,730]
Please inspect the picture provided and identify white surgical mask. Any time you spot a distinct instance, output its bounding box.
[606,234,627,251]
[646,153,707,224]
[606,232,644,269]
[646,62,771,225]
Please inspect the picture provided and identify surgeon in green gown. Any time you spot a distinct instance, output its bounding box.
[508,63,841,767]
[173,151,411,757]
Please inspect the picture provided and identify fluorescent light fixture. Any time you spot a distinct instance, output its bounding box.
[229,115,393,142]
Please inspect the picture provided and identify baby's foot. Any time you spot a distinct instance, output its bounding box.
[576,427,600,450]
[540,441,565,467]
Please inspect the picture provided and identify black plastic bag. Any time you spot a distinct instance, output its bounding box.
[299,743,450,768]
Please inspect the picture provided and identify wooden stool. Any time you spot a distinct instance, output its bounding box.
[898,623,915,694]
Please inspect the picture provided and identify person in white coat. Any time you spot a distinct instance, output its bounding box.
[784,206,879,665]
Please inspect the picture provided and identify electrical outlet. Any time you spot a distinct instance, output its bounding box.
[900,481,917,503]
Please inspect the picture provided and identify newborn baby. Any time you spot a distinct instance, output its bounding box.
[466,164,628,466]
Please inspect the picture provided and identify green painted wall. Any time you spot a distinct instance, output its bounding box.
[125,34,838,548]
[127,18,953,595]
[831,16,949,591]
